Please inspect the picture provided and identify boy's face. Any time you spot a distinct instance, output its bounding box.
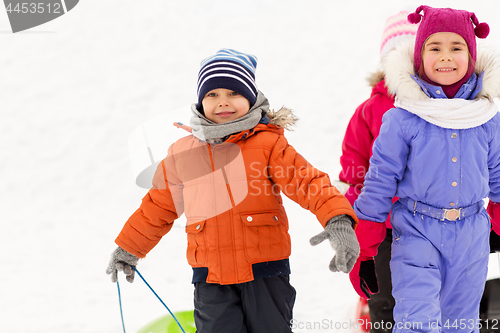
[201,88,251,124]
[422,32,469,86]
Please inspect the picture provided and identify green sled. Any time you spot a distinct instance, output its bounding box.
[136,310,196,333]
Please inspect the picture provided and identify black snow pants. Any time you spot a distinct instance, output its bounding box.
[368,229,396,333]
[193,275,296,333]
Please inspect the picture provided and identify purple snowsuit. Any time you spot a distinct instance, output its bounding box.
[354,67,500,332]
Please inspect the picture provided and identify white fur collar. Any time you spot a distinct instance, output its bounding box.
[383,39,500,101]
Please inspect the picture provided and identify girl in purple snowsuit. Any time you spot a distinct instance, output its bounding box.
[349,6,500,333]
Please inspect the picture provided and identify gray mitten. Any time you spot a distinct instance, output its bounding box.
[106,247,140,283]
[310,215,360,273]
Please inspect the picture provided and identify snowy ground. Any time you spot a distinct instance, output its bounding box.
[1,1,500,332]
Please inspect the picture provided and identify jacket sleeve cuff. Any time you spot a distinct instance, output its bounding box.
[327,214,356,228]
[355,219,387,258]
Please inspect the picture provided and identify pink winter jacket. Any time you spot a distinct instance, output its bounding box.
[339,78,397,228]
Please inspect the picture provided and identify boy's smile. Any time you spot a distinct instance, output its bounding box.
[216,111,236,118]
[422,32,469,86]
[202,88,251,124]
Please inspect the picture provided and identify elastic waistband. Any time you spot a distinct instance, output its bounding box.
[398,198,483,221]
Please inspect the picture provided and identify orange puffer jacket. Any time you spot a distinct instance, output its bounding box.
[116,110,358,285]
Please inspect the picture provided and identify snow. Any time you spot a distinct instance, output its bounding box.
[1,1,500,332]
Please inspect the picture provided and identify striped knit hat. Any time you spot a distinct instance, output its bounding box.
[380,10,419,59]
[196,49,258,109]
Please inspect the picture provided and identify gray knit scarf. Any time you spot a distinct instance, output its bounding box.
[190,91,269,143]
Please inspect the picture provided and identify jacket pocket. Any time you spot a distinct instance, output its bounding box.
[185,220,207,266]
[241,211,291,261]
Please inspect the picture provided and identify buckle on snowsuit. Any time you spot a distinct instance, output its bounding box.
[399,198,482,221]
[442,208,461,221]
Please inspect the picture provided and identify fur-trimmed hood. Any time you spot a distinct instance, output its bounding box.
[383,39,500,101]
[266,106,298,130]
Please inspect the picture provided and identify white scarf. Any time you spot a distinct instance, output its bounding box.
[394,97,498,129]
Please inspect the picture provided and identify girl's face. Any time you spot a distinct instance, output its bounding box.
[202,88,250,124]
[422,32,469,86]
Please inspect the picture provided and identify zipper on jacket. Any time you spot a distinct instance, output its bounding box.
[221,168,236,208]
[207,144,236,208]
[207,143,239,282]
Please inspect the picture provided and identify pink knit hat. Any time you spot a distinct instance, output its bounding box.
[380,10,418,59]
[408,5,489,75]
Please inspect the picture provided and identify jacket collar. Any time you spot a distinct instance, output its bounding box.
[224,117,282,143]
[410,72,483,100]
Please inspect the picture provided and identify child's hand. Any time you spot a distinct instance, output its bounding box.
[106,247,140,283]
[309,215,360,273]
[349,257,379,299]
[347,219,386,299]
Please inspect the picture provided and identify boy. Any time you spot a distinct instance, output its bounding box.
[107,49,359,333]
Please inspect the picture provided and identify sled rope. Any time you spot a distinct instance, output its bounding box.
[133,267,187,333]
[115,268,186,333]
[117,281,127,333]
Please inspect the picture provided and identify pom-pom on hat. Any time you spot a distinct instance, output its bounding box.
[409,5,489,75]
[380,10,419,59]
[196,49,258,110]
